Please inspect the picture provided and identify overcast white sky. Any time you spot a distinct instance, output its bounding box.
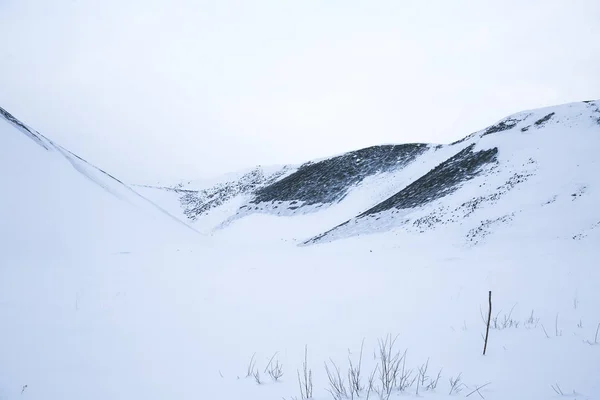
[1,0,599,183]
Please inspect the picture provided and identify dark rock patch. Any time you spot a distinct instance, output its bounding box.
[481,118,520,136]
[0,106,50,150]
[180,167,289,220]
[357,144,499,216]
[251,144,428,206]
[450,132,477,145]
[304,144,499,245]
[0,106,34,134]
[534,112,555,127]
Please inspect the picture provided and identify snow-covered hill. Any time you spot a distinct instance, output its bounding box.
[139,100,600,247]
[1,101,599,400]
[0,106,199,258]
[307,100,600,245]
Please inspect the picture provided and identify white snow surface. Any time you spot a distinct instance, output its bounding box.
[0,112,200,259]
[1,101,600,400]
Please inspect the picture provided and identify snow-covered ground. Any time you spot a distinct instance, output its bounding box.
[1,103,599,400]
[1,232,599,400]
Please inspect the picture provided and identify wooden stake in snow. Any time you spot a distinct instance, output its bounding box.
[483,291,492,355]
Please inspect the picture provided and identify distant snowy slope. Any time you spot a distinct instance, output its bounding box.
[137,100,600,246]
[132,165,297,233]
[251,144,428,205]
[0,106,199,258]
[138,144,443,235]
[307,100,600,244]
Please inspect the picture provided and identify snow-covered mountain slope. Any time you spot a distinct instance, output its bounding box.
[138,144,455,236]
[0,106,199,258]
[2,100,600,400]
[307,100,600,245]
[139,100,600,246]
[133,165,296,232]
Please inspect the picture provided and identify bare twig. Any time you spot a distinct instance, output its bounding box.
[586,323,600,345]
[347,340,364,398]
[253,369,262,384]
[426,368,442,391]
[246,353,257,378]
[479,305,487,325]
[396,350,413,392]
[365,364,378,400]
[297,346,313,399]
[376,335,403,399]
[551,383,564,395]
[418,358,429,386]
[466,382,491,399]
[483,291,492,355]
[501,304,517,329]
[449,373,464,395]
[269,359,284,381]
[525,309,539,329]
[264,351,284,381]
[541,324,550,339]
[324,360,348,400]
[555,314,563,337]
[265,352,279,373]
[416,358,429,395]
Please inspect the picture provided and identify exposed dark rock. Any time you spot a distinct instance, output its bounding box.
[357,144,499,216]
[179,167,290,220]
[0,106,50,150]
[583,102,600,125]
[481,118,520,136]
[303,220,351,245]
[0,106,33,134]
[250,144,428,205]
[571,186,587,200]
[412,210,444,231]
[543,195,558,205]
[450,169,534,218]
[303,144,499,245]
[534,112,555,126]
[450,132,477,145]
[466,214,515,245]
